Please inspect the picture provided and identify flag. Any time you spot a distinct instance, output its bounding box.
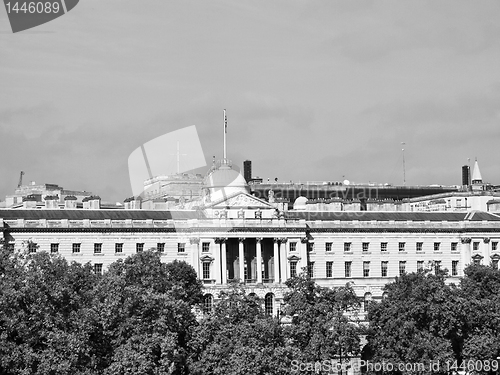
[224,111,227,133]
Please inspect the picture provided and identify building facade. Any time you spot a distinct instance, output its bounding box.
[2,161,500,318]
[2,198,500,317]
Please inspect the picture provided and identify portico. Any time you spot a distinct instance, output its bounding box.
[210,237,293,285]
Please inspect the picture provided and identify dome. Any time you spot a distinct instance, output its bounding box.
[204,164,249,202]
[293,196,308,210]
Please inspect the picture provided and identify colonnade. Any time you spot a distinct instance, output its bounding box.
[189,236,309,285]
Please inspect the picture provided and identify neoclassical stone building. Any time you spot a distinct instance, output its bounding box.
[2,161,500,316]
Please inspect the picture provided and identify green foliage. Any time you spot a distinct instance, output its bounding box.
[283,273,362,371]
[0,250,99,374]
[0,248,202,375]
[365,271,465,374]
[459,265,500,367]
[4,240,500,375]
[188,284,296,375]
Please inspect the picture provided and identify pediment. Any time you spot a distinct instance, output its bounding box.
[200,255,215,262]
[207,192,273,209]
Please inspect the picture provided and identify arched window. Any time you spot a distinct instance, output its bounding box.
[364,292,372,312]
[203,294,213,314]
[264,293,274,316]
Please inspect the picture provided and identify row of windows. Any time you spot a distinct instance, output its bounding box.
[27,242,193,254]
[202,293,275,316]
[295,260,463,278]
[22,240,499,255]
[317,241,499,253]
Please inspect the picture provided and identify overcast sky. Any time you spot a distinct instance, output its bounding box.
[1,0,499,203]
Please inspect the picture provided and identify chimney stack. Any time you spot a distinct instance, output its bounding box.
[243,160,252,183]
[462,165,470,188]
[64,196,77,209]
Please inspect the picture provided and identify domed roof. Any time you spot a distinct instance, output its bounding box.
[204,164,249,202]
[293,196,308,210]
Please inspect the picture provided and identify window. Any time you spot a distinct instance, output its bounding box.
[416,242,423,252]
[202,294,213,314]
[381,261,388,277]
[94,243,102,254]
[202,262,211,279]
[290,262,297,278]
[362,242,369,252]
[363,261,370,277]
[290,242,297,252]
[307,242,315,252]
[492,242,498,251]
[417,261,424,272]
[344,261,352,278]
[452,260,459,276]
[473,242,479,251]
[115,243,123,253]
[94,263,103,275]
[364,293,372,312]
[326,261,333,278]
[157,243,165,252]
[434,242,441,251]
[399,261,406,276]
[177,243,186,253]
[398,242,406,252]
[492,259,499,270]
[307,262,315,278]
[380,242,388,252]
[136,243,144,253]
[50,243,59,253]
[450,242,457,252]
[434,261,441,275]
[28,242,38,253]
[202,242,210,252]
[325,242,332,252]
[473,258,481,266]
[264,293,274,316]
[72,243,81,254]
[344,242,352,252]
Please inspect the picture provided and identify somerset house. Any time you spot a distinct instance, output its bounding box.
[1,147,500,318]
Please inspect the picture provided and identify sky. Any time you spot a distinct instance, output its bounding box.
[1,0,499,203]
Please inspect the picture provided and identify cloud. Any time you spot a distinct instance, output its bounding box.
[324,1,500,62]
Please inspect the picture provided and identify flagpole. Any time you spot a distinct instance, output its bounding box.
[223,109,227,163]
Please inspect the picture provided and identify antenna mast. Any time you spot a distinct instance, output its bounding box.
[223,109,227,163]
[401,142,406,186]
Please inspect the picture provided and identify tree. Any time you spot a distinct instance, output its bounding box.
[459,264,500,371]
[188,283,296,375]
[94,250,201,375]
[0,245,100,374]
[365,270,463,375]
[282,272,362,374]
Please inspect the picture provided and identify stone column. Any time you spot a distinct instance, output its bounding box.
[460,237,472,276]
[239,238,245,283]
[221,237,228,285]
[273,238,280,283]
[189,237,200,279]
[256,237,263,283]
[300,237,309,274]
[214,238,221,284]
[484,237,491,263]
[281,238,289,280]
